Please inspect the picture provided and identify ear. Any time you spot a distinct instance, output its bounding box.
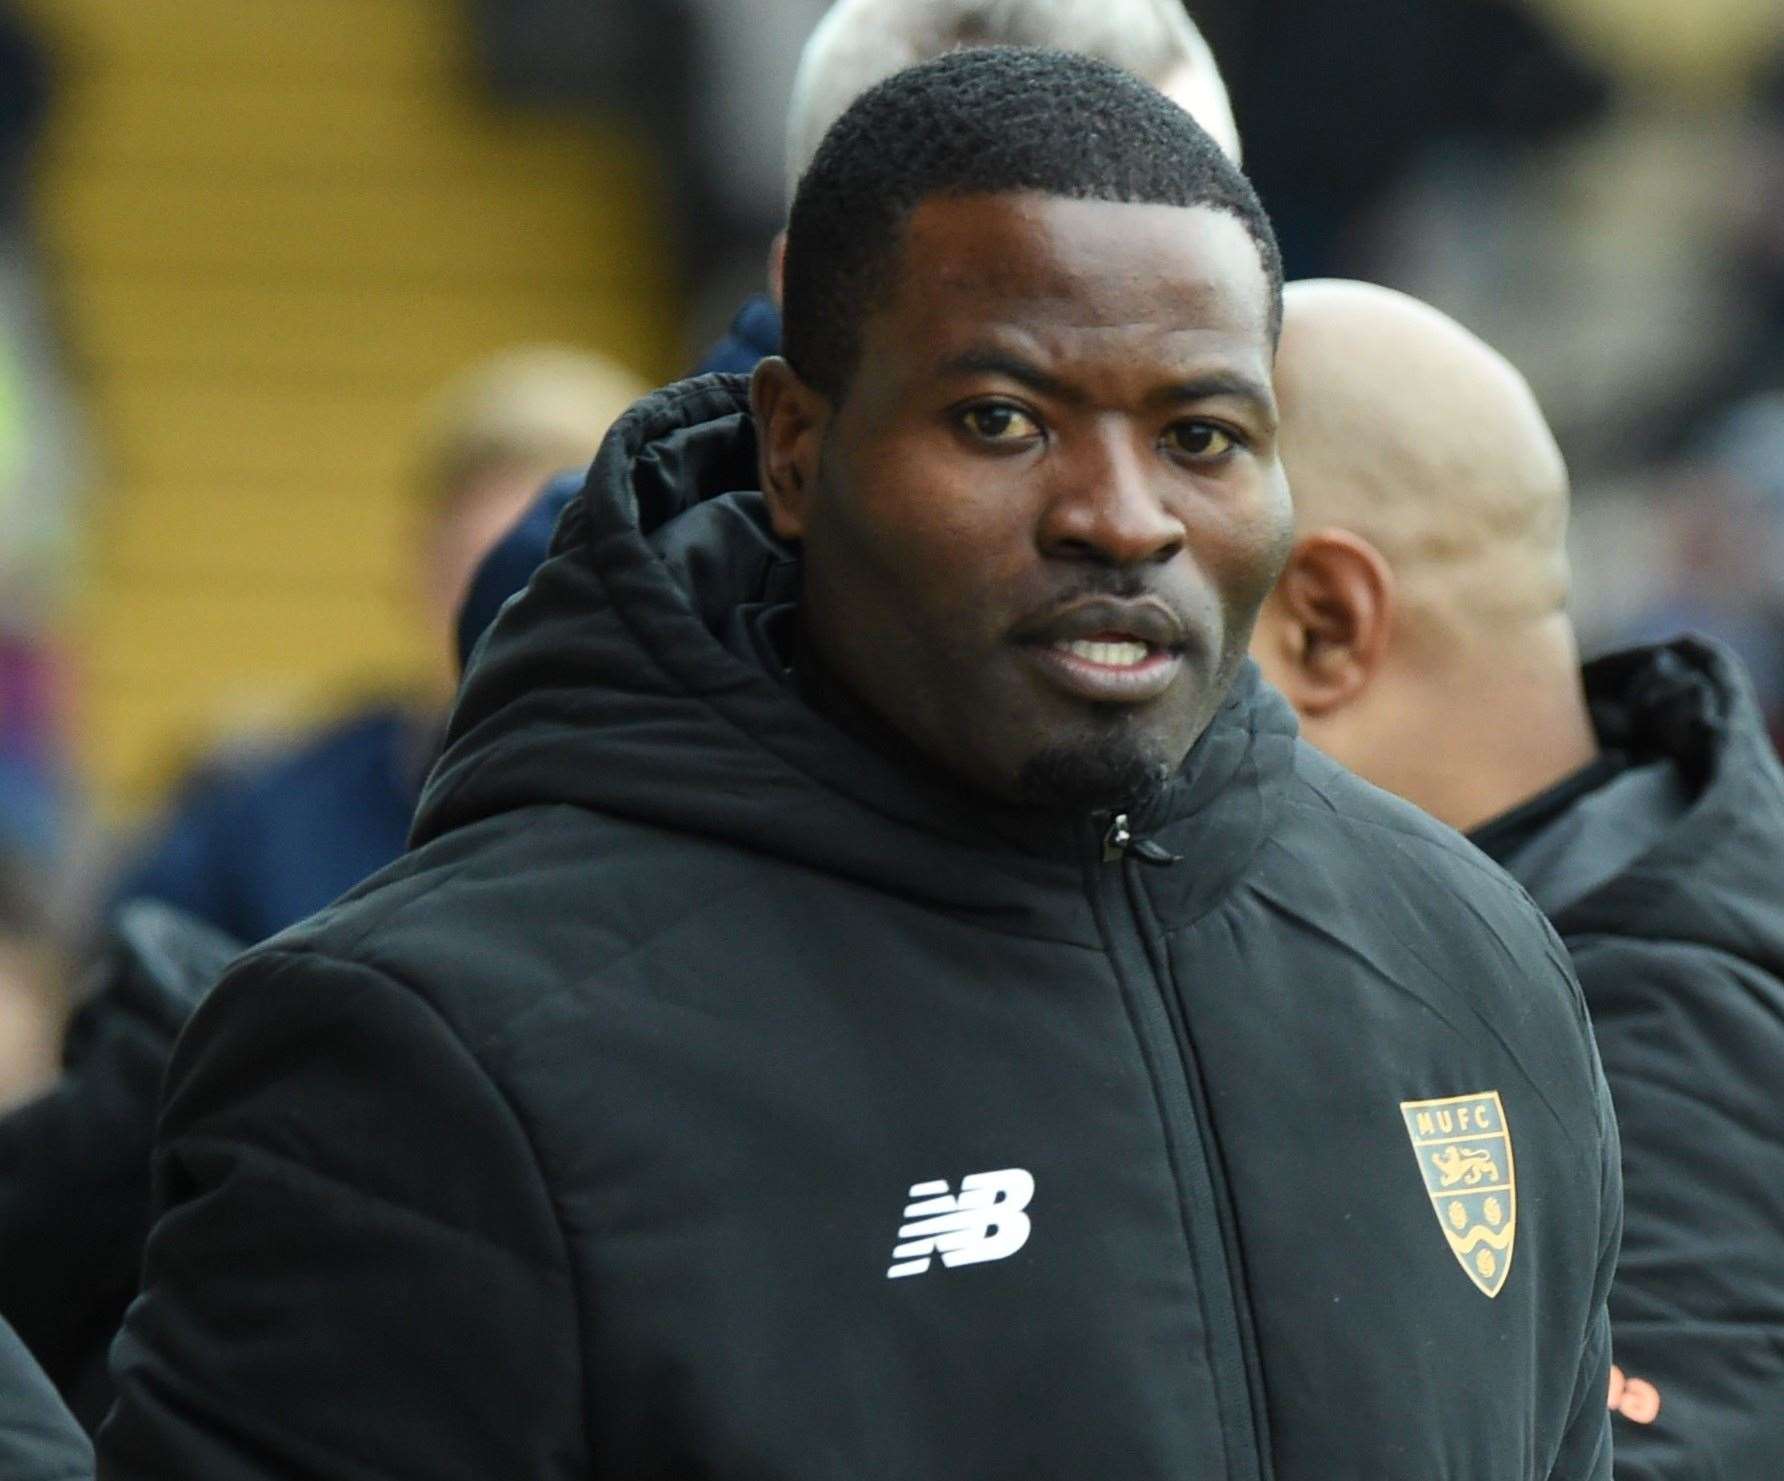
[750,355,827,542]
[1254,528,1394,718]
[767,231,788,308]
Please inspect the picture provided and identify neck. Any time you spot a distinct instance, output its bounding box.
[1369,615,1599,835]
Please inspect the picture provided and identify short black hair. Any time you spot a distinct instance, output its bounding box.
[781,45,1282,400]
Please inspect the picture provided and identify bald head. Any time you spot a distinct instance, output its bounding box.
[1254,281,1596,833]
[1276,279,1570,626]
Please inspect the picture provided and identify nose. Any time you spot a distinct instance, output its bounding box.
[1038,426,1185,568]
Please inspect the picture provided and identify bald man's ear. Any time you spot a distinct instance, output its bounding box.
[1252,529,1394,719]
[751,355,827,542]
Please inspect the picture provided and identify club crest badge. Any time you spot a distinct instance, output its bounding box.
[1399,1090,1516,1298]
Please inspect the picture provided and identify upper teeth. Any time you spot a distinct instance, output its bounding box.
[1063,639,1148,667]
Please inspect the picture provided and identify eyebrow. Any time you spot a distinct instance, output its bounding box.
[935,349,1083,404]
[1149,371,1275,418]
[936,349,1273,418]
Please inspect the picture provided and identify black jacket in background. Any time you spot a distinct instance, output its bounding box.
[100,376,1618,1479]
[0,905,240,1431]
[1473,638,1784,1478]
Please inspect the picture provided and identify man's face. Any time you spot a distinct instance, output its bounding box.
[764,193,1290,809]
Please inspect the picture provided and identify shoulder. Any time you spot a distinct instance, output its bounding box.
[157,896,580,1286]
[116,896,589,1477]
[245,802,771,1048]
[1253,740,1593,1046]
[241,807,587,1033]
[1273,738,1541,916]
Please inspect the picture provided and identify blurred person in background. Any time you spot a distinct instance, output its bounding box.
[0,1,80,872]
[698,0,1239,374]
[1614,391,1784,743]
[1252,279,1784,1477]
[0,901,237,1433]
[0,845,60,1109]
[104,347,646,946]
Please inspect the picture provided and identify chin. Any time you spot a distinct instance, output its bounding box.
[1012,731,1175,814]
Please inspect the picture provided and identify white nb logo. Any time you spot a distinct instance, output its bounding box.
[885,1168,1035,1279]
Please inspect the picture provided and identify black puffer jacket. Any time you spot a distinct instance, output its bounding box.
[100,376,1619,1480]
[1473,638,1784,1479]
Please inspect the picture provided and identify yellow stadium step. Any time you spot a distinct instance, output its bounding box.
[44,169,650,287]
[50,78,615,177]
[61,279,664,390]
[30,0,459,85]
[20,0,677,812]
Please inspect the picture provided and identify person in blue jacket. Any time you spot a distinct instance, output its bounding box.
[107,348,644,946]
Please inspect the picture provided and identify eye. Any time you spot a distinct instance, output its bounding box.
[1165,421,1238,461]
[960,403,1043,443]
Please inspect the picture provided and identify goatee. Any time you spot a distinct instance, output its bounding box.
[1014,732,1173,813]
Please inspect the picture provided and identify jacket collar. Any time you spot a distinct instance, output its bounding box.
[1492,637,1784,975]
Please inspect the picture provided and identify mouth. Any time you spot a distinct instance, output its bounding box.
[1023,633,1183,703]
[1012,598,1190,705]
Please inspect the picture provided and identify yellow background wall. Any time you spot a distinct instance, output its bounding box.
[19,0,676,815]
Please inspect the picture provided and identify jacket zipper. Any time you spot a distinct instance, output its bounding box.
[1092,812,1270,1481]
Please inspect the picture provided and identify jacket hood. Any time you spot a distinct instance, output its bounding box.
[415,375,1298,924]
[1543,637,1784,973]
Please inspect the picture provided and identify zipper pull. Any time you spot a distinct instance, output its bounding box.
[1102,813,1180,866]
[1102,813,1134,862]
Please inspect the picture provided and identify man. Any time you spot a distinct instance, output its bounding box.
[107,346,644,946]
[1251,279,1784,1476]
[0,844,59,1109]
[699,0,1238,373]
[101,52,1618,1478]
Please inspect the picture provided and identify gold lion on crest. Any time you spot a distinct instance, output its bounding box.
[1430,1145,1500,1187]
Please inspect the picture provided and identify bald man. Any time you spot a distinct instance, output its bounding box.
[1253,279,1784,1478]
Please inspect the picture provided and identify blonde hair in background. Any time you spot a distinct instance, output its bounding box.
[784,0,1238,200]
[414,345,650,513]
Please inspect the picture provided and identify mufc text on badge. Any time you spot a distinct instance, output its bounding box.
[1399,1091,1517,1298]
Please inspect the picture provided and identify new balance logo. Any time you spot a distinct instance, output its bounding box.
[885,1168,1034,1279]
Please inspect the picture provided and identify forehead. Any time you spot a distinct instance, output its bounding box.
[873,192,1274,380]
